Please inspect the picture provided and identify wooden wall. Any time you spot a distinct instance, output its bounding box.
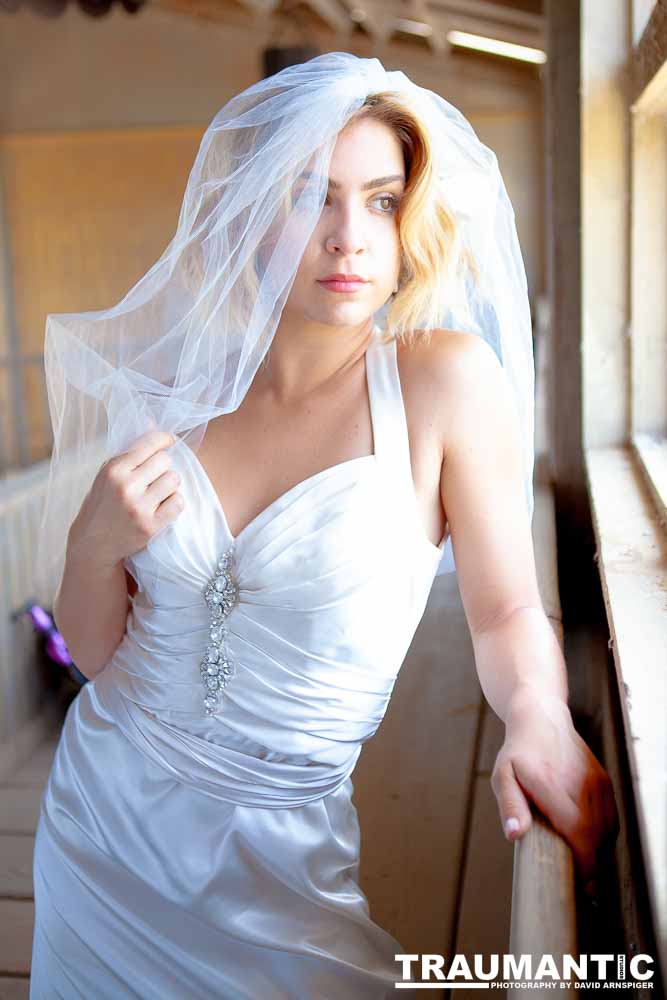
[0,127,202,463]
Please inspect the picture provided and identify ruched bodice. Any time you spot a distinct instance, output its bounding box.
[31,326,452,998]
[98,325,450,792]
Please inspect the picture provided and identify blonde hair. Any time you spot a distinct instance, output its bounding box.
[344,90,480,347]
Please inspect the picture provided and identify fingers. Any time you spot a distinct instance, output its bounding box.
[119,430,176,470]
[491,760,533,841]
[135,449,179,494]
[110,430,183,515]
[155,489,185,521]
[493,756,599,883]
[534,777,599,884]
[495,755,576,839]
[565,767,620,883]
[146,468,183,511]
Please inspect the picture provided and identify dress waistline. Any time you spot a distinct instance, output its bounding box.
[92,662,362,810]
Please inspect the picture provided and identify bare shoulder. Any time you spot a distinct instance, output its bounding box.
[396,328,507,450]
[396,326,501,383]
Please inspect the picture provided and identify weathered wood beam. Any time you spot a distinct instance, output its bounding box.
[152,0,545,53]
[433,0,542,32]
[345,0,543,52]
[293,0,353,34]
[234,0,280,15]
[401,0,448,53]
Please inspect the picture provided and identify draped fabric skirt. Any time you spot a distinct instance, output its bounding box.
[29,678,417,999]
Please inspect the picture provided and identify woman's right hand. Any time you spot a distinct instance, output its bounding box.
[67,429,185,570]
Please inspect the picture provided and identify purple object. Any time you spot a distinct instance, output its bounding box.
[28,605,53,631]
[24,602,74,667]
[46,631,74,667]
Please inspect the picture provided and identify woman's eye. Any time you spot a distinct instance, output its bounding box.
[319,193,399,212]
[372,194,399,213]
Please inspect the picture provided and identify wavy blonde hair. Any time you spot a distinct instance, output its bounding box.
[344,90,480,347]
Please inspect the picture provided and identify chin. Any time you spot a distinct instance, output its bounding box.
[317,298,381,322]
[323,311,375,330]
[284,293,382,329]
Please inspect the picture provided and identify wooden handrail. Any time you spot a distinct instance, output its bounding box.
[509,808,578,995]
[507,450,578,993]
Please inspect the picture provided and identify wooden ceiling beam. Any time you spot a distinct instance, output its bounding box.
[402,0,448,53]
[234,0,280,14]
[299,0,354,34]
[431,0,542,32]
[344,0,544,51]
[152,0,544,54]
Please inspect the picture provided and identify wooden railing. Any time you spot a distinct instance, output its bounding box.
[507,455,578,993]
[506,306,578,991]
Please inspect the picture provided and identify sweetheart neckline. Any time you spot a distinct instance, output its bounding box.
[178,437,447,558]
[175,333,381,548]
[177,438,377,546]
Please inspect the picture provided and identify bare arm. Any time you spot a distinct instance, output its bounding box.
[53,542,132,681]
[471,608,568,722]
[52,429,183,681]
[435,331,617,879]
[434,331,563,718]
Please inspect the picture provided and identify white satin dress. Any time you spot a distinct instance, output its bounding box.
[30,325,453,999]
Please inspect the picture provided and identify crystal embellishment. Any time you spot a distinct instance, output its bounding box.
[201,544,238,715]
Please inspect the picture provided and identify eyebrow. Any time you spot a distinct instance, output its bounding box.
[299,171,405,191]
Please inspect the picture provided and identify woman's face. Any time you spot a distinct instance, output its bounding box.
[283,118,405,330]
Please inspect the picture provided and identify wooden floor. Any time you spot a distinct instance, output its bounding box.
[0,737,56,998]
[0,572,513,998]
[355,569,514,998]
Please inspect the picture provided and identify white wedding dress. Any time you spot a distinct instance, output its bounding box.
[29,325,453,999]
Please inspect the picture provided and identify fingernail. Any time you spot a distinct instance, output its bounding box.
[505,817,520,837]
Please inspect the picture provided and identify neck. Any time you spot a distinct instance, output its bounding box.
[257,314,376,402]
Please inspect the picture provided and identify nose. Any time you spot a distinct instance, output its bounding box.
[325,203,367,255]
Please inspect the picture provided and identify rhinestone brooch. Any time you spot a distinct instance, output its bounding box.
[200,543,238,716]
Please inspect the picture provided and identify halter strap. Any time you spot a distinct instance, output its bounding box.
[366,328,414,498]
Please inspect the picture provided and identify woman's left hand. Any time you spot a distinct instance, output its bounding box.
[490,685,620,893]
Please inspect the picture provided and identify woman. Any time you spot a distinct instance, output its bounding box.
[31,53,618,997]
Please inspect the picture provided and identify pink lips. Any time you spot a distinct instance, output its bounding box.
[318,274,368,293]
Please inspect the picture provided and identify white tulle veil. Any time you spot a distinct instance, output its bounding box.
[35,51,534,596]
